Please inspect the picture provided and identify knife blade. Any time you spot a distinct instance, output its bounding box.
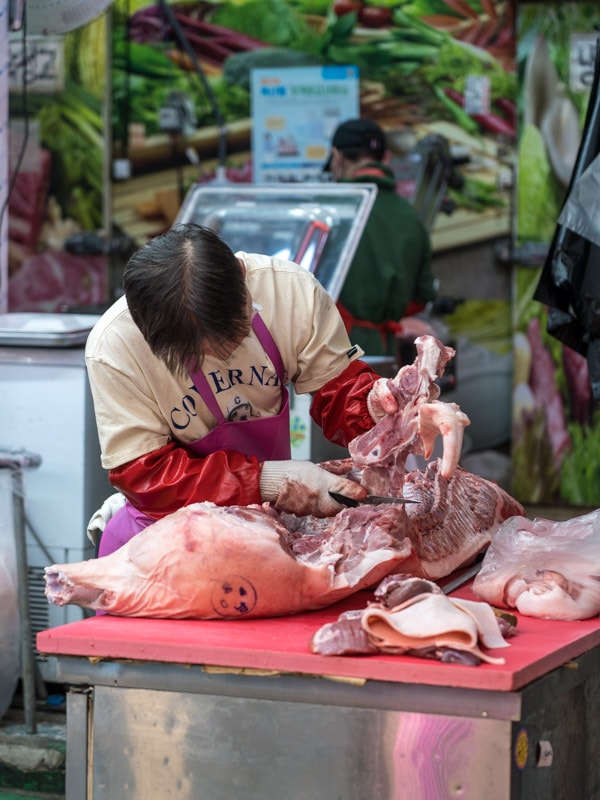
[441,553,486,595]
[329,491,418,507]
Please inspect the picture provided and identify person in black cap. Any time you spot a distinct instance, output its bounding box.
[325,118,436,357]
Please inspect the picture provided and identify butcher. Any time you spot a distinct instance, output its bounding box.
[85,223,398,557]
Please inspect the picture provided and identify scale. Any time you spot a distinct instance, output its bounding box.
[174,182,378,303]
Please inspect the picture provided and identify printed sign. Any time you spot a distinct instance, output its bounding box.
[570,33,599,92]
[464,75,490,115]
[9,35,65,93]
[251,65,360,184]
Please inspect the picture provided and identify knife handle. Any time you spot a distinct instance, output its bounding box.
[329,491,358,508]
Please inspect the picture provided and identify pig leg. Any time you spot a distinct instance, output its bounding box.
[45,567,115,609]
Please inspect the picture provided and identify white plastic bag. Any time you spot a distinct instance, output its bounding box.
[473,510,600,620]
[0,470,21,720]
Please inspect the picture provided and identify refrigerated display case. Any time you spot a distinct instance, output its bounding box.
[174,182,378,303]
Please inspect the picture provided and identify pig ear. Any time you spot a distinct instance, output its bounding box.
[417,401,470,478]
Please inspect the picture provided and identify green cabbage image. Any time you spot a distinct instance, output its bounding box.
[517,123,563,243]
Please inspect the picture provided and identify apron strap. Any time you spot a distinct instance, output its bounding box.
[251,312,286,380]
[189,370,226,423]
[336,302,404,350]
[190,313,286,424]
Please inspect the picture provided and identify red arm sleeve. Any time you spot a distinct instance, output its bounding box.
[108,441,262,520]
[310,359,379,447]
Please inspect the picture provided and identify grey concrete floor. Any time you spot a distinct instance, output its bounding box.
[0,696,65,800]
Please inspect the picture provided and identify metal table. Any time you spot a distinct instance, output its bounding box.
[37,583,600,799]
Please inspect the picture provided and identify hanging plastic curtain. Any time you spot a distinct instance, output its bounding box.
[534,37,600,399]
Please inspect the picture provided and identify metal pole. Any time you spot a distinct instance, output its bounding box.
[11,468,37,734]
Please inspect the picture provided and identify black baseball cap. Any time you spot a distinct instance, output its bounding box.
[324,118,387,171]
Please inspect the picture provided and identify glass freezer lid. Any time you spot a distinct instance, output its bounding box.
[0,313,101,347]
[174,183,378,301]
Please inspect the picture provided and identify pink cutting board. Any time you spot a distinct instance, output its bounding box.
[36,583,600,692]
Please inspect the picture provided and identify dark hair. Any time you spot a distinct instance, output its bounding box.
[123,223,249,375]
[332,118,387,163]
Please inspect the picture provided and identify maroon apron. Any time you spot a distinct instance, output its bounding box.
[98,313,291,558]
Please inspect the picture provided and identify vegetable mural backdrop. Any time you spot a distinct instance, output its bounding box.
[8,17,109,312]
[111,0,516,212]
[514,2,600,507]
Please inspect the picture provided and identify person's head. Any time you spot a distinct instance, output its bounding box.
[123,223,251,375]
[326,118,387,180]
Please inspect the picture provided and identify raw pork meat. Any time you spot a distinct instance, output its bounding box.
[322,336,524,578]
[349,336,470,497]
[473,510,600,620]
[9,145,51,247]
[400,462,523,578]
[9,251,107,313]
[311,573,511,665]
[44,502,414,619]
[319,459,523,579]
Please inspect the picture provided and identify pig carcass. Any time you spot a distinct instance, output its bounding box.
[44,336,524,620]
[473,510,600,620]
[45,501,415,619]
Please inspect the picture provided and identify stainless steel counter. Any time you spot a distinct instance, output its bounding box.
[37,590,600,800]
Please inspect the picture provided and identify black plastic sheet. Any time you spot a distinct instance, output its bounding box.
[534,38,600,398]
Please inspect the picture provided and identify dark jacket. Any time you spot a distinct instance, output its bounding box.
[338,162,435,357]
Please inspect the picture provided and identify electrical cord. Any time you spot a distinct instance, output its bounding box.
[157,0,228,174]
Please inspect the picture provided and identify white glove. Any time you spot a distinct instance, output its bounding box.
[260,460,366,517]
[367,378,398,423]
[86,492,126,546]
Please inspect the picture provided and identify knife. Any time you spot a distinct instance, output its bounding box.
[441,553,486,595]
[329,491,418,507]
